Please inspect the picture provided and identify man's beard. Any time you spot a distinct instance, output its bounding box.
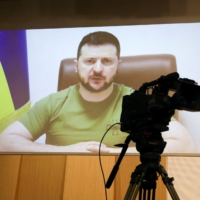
[78,73,116,93]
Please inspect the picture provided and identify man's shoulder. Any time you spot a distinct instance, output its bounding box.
[114,83,134,95]
[48,85,77,100]
[35,85,78,107]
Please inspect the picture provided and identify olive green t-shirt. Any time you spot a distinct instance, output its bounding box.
[18,83,134,147]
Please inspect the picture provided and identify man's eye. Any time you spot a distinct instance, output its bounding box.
[103,59,112,65]
[85,59,95,64]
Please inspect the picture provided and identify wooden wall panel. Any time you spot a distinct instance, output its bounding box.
[63,155,115,200]
[0,155,21,200]
[16,155,66,200]
[0,155,167,200]
[114,155,141,199]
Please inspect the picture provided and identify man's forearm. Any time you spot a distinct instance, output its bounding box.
[163,139,198,153]
[0,121,68,152]
[162,121,198,153]
[0,134,66,152]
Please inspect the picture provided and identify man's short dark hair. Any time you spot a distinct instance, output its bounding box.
[77,31,120,59]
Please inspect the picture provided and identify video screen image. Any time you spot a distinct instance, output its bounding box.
[1,23,200,154]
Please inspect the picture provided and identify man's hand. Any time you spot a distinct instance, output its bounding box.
[62,141,110,153]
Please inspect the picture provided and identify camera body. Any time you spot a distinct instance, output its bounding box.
[120,72,200,153]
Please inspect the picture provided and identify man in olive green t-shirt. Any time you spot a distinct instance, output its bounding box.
[0,31,197,153]
[18,83,133,148]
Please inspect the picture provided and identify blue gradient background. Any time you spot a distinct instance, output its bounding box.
[0,30,30,110]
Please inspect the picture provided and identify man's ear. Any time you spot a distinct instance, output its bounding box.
[118,59,122,70]
[114,59,122,81]
[74,59,78,73]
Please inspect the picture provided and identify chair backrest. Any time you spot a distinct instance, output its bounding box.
[57,54,177,91]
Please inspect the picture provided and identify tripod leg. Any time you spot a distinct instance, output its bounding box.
[158,165,180,200]
[124,173,138,200]
[124,166,148,200]
[124,173,142,200]
[138,181,156,200]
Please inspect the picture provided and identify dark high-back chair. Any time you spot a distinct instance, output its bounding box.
[57,54,177,91]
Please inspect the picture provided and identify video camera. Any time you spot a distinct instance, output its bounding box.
[120,72,200,154]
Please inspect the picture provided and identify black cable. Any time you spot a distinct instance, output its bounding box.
[98,122,121,200]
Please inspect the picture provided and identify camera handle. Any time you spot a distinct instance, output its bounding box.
[106,135,132,188]
[124,152,180,200]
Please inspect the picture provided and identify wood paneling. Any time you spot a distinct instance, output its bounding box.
[16,155,66,200]
[0,155,21,200]
[0,155,167,200]
[63,155,115,200]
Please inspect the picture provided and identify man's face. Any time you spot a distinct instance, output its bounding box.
[75,44,120,92]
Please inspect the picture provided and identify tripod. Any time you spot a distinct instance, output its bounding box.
[106,133,180,200]
[124,152,180,200]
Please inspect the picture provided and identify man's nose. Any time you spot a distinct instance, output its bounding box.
[93,60,103,73]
